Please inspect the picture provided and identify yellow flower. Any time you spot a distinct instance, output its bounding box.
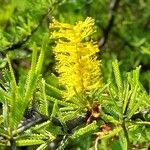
[50,17,102,100]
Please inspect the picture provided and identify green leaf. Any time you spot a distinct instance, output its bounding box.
[59,109,81,122]
[119,130,127,150]
[122,83,130,115]
[71,121,98,139]
[101,111,119,125]
[0,115,3,125]
[36,143,47,150]
[0,87,10,103]
[128,84,139,110]
[17,133,46,140]
[16,139,45,146]
[6,55,18,97]
[29,121,51,132]
[51,97,58,118]
[98,126,122,140]
[112,59,123,99]
[38,79,49,116]
[24,44,37,101]
[35,34,48,75]
[2,100,9,129]
[46,95,78,108]
[45,83,62,96]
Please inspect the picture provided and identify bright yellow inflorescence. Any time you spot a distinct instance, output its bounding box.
[50,17,102,100]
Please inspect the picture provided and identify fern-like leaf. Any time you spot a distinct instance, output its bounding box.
[71,121,98,139]
[112,59,123,99]
[97,126,122,140]
[37,79,49,116]
[36,143,47,150]
[35,34,48,75]
[24,43,37,102]
[16,139,45,146]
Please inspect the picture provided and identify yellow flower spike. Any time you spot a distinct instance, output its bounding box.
[50,17,102,101]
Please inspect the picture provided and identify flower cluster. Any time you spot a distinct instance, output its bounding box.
[50,17,102,100]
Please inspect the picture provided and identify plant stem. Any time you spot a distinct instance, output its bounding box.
[10,138,17,150]
[122,122,131,150]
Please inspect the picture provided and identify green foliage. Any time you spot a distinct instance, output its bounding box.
[0,36,53,148]
[71,121,98,139]
[0,0,149,150]
[98,59,150,149]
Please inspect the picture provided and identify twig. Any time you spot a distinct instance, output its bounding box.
[12,112,48,136]
[99,0,121,49]
[10,138,17,150]
[49,114,89,149]
[122,122,131,150]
